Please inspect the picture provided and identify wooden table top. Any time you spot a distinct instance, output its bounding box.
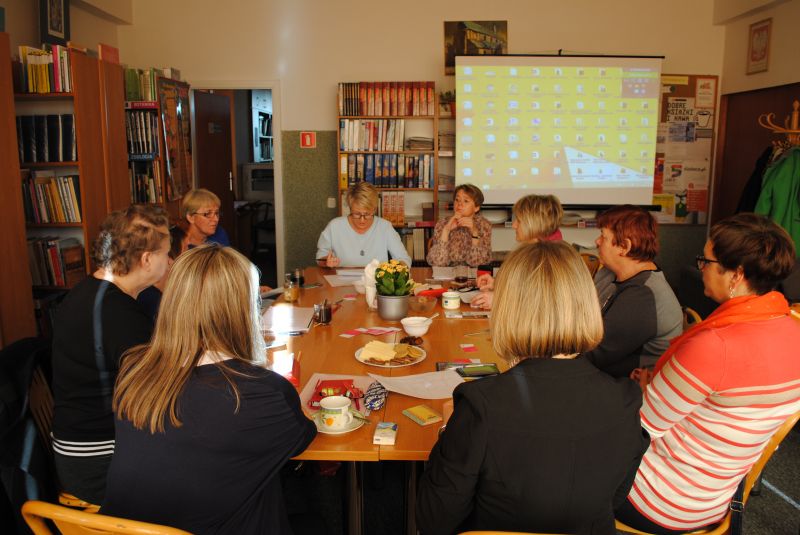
[273,267,505,462]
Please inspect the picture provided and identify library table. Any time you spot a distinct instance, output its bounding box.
[272,267,504,534]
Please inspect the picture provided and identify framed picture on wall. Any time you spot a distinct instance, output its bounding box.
[746,18,771,75]
[40,0,70,45]
[443,21,508,75]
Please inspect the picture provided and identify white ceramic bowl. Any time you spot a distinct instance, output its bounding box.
[401,316,432,337]
[482,210,508,225]
[353,279,366,294]
[459,290,480,304]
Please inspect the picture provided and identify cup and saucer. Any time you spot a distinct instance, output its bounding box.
[313,395,366,435]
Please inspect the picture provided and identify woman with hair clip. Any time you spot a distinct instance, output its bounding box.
[102,245,316,534]
[471,194,563,309]
[417,241,648,535]
[51,204,170,505]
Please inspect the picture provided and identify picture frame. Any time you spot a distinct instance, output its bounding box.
[40,0,70,45]
[444,20,508,76]
[746,18,771,75]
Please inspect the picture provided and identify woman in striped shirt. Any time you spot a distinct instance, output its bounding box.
[616,213,800,533]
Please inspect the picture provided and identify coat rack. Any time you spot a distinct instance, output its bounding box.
[759,99,800,146]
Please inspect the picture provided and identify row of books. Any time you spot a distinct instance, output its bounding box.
[27,237,85,288]
[16,114,77,163]
[22,170,82,224]
[378,191,406,227]
[400,228,431,262]
[339,119,408,152]
[339,154,434,189]
[129,161,164,204]
[17,44,72,93]
[124,66,181,101]
[338,81,436,117]
[125,109,159,155]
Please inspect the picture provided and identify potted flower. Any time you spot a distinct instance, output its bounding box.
[375,260,414,320]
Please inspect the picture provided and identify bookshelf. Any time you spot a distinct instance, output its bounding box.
[125,100,165,205]
[6,39,128,338]
[336,81,440,264]
[0,32,36,346]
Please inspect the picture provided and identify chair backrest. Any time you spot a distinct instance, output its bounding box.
[580,253,601,278]
[682,306,702,330]
[29,365,54,451]
[22,500,192,535]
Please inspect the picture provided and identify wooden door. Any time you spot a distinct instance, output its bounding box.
[193,91,234,238]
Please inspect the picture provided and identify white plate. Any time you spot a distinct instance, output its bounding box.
[355,345,427,368]
[313,409,367,435]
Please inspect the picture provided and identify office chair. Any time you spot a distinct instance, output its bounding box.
[615,410,800,535]
[22,500,192,535]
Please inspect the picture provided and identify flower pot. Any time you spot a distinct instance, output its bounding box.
[376,294,409,321]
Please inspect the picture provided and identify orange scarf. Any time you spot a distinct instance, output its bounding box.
[653,291,789,374]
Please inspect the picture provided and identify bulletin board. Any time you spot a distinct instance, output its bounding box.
[157,77,193,201]
[652,74,718,224]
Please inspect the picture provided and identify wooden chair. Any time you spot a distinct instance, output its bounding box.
[580,253,601,278]
[21,500,192,535]
[682,306,703,330]
[615,410,800,535]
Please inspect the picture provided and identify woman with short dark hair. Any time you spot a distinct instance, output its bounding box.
[617,213,800,534]
[52,204,170,504]
[583,205,682,378]
[417,242,649,534]
[426,183,493,267]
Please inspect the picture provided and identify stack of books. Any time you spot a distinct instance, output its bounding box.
[438,131,455,156]
[16,114,76,163]
[27,237,85,288]
[338,81,435,117]
[405,137,434,150]
[21,170,82,223]
[17,44,72,93]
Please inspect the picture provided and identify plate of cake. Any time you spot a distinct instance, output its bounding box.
[355,341,427,368]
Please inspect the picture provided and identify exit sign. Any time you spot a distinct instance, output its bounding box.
[300,131,316,148]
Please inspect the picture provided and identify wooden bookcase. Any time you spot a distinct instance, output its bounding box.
[0,32,36,347]
[336,82,440,263]
[5,38,128,340]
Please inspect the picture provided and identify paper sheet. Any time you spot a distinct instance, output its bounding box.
[323,274,358,287]
[261,304,315,333]
[336,269,363,278]
[368,369,464,399]
[432,266,455,280]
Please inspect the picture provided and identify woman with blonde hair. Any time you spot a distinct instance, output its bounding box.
[471,193,563,309]
[317,181,411,267]
[417,241,648,535]
[102,245,316,533]
[183,188,229,248]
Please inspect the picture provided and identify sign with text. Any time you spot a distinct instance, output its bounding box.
[300,131,317,148]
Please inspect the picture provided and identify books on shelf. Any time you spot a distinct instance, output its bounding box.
[21,169,82,224]
[379,191,405,227]
[16,113,76,163]
[338,81,435,117]
[125,108,159,155]
[339,154,432,189]
[338,118,407,152]
[438,174,455,192]
[129,161,163,204]
[27,236,85,288]
[16,44,72,93]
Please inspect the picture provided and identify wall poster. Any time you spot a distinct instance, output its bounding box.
[653,74,717,224]
[157,77,193,200]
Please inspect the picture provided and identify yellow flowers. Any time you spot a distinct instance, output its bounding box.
[376,260,414,296]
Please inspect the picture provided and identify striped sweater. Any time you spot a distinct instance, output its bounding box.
[630,315,800,530]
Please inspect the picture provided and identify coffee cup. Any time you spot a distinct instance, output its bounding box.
[319,395,353,430]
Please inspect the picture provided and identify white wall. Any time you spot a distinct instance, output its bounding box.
[718,0,800,94]
[118,0,726,131]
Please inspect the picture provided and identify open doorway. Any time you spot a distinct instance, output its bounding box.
[192,85,283,288]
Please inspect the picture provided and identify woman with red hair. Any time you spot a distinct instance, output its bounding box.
[582,205,682,378]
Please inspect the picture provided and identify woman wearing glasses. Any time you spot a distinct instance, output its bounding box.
[183,188,229,248]
[316,181,411,267]
[617,213,800,534]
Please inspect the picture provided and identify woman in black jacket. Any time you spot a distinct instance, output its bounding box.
[416,241,649,535]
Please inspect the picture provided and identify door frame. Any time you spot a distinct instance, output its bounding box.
[191,80,285,277]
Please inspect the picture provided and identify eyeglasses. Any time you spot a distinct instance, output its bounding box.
[349,212,374,221]
[194,210,222,219]
[695,255,720,270]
